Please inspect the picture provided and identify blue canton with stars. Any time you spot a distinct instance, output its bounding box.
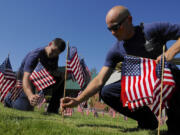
[156,56,169,78]
[34,62,44,72]
[122,55,141,76]
[0,57,12,74]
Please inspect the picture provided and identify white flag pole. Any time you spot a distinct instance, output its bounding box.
[62,41,69,122]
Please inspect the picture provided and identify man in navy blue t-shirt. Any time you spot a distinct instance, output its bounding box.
[61,6,180,133]
[5,38,66,114]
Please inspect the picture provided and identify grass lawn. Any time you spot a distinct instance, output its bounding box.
[0,103,168,135]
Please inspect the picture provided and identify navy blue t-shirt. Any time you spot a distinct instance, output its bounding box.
[104,22,180,68]
[18,47,58,79]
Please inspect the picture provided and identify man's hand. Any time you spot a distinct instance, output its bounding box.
[60,97,80,111]
[28,94,40,106]
[156,52,173,64]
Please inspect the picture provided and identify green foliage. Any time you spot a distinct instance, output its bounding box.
[0,103,167,135]
[45,95,52,102]
[104,105,109,112]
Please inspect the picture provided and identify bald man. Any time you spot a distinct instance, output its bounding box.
[61,6,180,133]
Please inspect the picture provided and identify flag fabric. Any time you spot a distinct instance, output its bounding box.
[80,58,91,87]
[121,55,156,110]
[67,46,84,88]
[151,56,175,116]
[121,55,175,117]
[0,56,16,102]
[10,80,23,101]
[0,72,4,86]
[30,61,56,91]
[37,90,46,109]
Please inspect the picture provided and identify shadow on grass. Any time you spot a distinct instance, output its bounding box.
[77,123,122,129]
[148,130,168,135]
[76,123,138,132]
[77,123,168,134]
[2,112,60,122]
[2,115,34,121]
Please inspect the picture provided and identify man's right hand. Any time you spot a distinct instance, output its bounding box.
[60,97,80,111]
[28,94,40,106]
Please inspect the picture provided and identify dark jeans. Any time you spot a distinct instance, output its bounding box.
[100,81,158,130]
[166,68,180,134]
[46,76,64,113]
[4,91,33,111]
[4,76,64,113]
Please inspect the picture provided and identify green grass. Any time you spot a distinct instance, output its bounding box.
[0,103,167,135]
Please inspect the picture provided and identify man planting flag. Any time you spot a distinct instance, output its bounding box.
[4,38,66,113]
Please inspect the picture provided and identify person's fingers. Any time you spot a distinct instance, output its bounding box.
[61,97,72,104]
[61,97,75,108]
[29,95,41,106]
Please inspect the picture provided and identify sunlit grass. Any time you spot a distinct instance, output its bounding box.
[0,103,167,135]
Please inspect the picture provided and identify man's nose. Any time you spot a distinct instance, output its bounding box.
[111,30,116,35]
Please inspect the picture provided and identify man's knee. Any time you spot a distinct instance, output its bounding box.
[100,85,110,101]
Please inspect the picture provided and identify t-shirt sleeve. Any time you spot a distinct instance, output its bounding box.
[145,22,180,41]
[104,45,123,68]
[23,54,38,73]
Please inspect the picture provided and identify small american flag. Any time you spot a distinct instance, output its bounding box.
[121,55,175,117]
[0,56,16,102]
[30,61,56,91]
[37,90,46,109]
[80,58,91,87]
[67,46,84,88]
[10,80,23,101]
[151,56,175,116]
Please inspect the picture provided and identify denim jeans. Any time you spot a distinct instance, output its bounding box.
[4,91,33,111]
[100,81,158,129]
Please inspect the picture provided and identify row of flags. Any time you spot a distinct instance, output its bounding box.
[0,45,91,106]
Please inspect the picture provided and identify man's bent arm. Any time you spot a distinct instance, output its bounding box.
[23,72,34,100]
[166,38,180,61]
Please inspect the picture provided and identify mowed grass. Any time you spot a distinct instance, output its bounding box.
[0,103,167,135]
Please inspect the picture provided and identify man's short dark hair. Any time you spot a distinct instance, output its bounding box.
[53,38,66,52]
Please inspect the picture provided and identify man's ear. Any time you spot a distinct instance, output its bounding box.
[127,16,132,24]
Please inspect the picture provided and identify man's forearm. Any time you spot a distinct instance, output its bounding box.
[23,72,34,100]
[76,76,103,103]
[167,38,180,60]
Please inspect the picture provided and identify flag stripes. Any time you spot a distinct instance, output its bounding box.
[151,65,175,116]
[67,46,84,88]
[37,90,46,108]
[30,61,56,91]
[121,55,175,117]
[10,80,23,101]
[121,56,156,110]
[0,56,16,102]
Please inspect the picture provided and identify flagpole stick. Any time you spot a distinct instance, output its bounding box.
[157,45,165,135]
[62,41,69,122]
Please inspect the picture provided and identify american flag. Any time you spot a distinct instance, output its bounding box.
[151,56,175,116]
[37,90,46,108]
[0,56,16,102]
[30,61,56,91]
[67,46,84,88]
[121,55,175,117]
[80,58,91,87]
[0,72,4,87]
[10,80,23,101]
